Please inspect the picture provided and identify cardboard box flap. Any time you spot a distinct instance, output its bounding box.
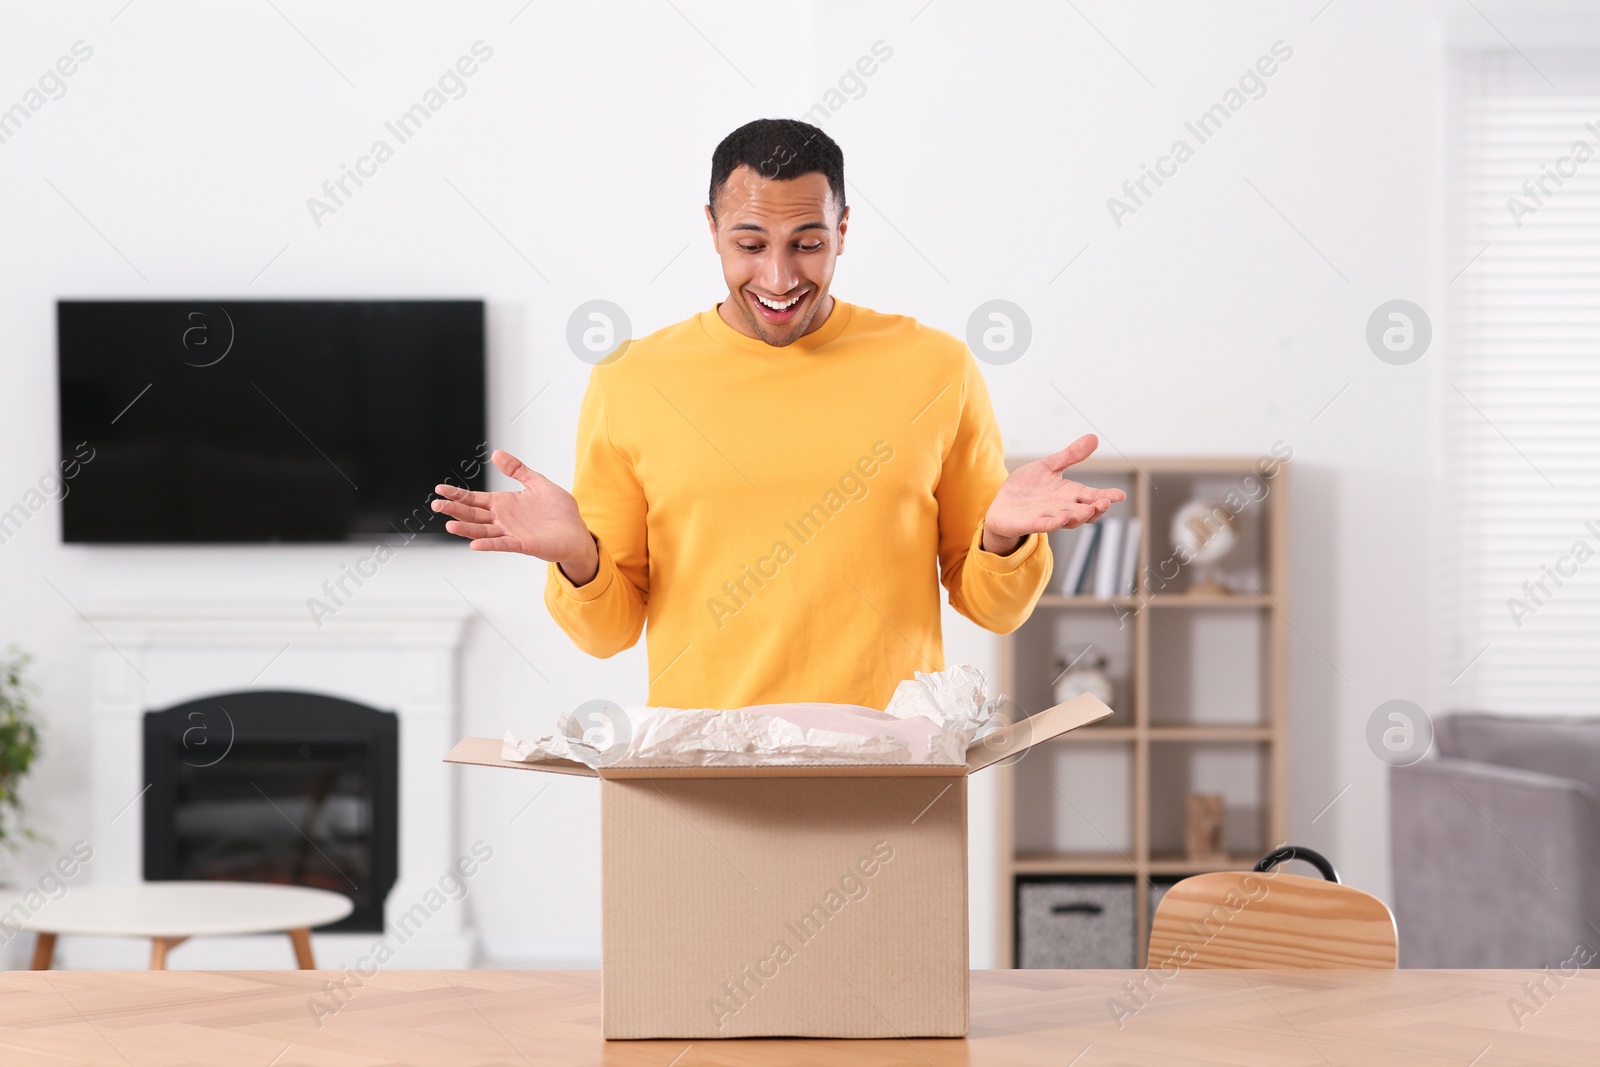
[443,736,599,778]
[964,692,1114,774]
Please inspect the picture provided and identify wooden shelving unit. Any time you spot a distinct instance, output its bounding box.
[994,455,1290,967]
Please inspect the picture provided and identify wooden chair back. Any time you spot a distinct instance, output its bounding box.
[1146,870,1398,969]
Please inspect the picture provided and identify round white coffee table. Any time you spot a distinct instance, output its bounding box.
[13,882,353,970]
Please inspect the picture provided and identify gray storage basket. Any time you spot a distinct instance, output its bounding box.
[1016,877,1135,968]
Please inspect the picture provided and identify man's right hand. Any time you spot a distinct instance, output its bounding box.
[432,449,600,585]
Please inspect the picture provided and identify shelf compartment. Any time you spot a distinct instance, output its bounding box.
[1011,605,1136,728]
[1148,742,1266,861]
[1147,607,1267,727]
[1013,742,1132,856]
[1145,467,1280,598]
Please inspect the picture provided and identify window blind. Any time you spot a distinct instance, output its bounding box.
[1444,51,1600,714]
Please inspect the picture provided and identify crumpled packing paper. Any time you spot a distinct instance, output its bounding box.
[501,663,1008,769]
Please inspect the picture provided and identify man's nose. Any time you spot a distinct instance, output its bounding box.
[759,252,800,294]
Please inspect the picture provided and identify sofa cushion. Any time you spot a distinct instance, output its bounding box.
[1435,713,1600,803]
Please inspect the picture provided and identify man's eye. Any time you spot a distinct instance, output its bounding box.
[797,243,823,252]
[739,244,763,253]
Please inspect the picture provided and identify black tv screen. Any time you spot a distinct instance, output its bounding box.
[57,300,486,543]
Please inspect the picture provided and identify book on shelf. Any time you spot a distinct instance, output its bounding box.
[1118,516,1141,596]
[1061,523,1100,595]
[1092,517,1124,598]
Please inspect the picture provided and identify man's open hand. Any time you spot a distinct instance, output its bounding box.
[432,450,600,583]
[982,434,1126,554]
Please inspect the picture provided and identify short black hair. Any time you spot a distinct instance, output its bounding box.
[708,118,845,221]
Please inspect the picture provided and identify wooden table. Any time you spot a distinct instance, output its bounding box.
[0,969,1594,1065]
[10,882,353,971]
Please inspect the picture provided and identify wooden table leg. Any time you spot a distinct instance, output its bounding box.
[288,927,315,969]
[149,936,187,970]
[30,932,56,970]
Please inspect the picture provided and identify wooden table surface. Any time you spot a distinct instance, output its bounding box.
[0,968,1595,1066]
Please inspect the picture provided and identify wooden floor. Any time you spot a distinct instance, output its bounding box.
[0,968,1595,1065]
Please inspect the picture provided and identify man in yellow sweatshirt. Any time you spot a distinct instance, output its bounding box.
[432,119,1124,710]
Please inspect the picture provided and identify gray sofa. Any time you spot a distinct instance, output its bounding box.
[1390,713,1600,968]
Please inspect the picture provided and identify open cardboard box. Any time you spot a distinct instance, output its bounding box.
[445,691,1113,1039]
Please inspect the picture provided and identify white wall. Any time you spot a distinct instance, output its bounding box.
[2,0,1577,967]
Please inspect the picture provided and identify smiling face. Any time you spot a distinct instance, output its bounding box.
[706,165,849,347]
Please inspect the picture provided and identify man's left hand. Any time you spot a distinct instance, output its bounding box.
[981,434,1127,555]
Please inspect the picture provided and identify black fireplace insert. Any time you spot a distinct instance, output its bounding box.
[143,690,398,932]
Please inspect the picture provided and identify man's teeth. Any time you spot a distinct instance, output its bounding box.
[754,292,802,311]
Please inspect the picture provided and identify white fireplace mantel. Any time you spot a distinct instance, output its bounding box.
[77,601,474,970]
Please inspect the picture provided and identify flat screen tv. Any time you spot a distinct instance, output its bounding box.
[57,300,486,543]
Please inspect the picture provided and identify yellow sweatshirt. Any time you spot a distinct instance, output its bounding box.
[544,300,1053,710]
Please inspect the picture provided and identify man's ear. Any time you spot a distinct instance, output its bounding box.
[705,203,718,249]
[836,204,850,255]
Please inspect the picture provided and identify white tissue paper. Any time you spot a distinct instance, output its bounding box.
[882,663,1006,763]
[500,664,1008,769]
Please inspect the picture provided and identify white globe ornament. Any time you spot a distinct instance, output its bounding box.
[1170,499,1237,596]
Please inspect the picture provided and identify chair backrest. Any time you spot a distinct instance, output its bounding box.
[1146,870,1398,969]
